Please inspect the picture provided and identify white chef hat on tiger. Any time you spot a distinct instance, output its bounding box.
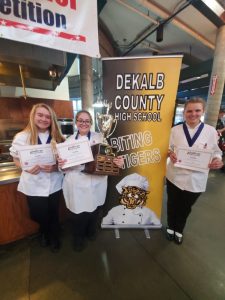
[116,173,149,194]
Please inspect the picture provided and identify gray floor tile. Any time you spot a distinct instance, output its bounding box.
[0,170,225,300]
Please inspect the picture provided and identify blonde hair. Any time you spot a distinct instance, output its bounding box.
[184,97,206,111]
[76,110,93,124]
[23,103,65,145]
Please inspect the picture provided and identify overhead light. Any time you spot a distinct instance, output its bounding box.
[49,67,57,79]
[180,73,209,84]
[201,0,224,16]
[93,102,104,108]
[92,97,110,108]
[93,96,104,108]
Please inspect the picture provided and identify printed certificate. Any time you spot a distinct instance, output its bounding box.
[56,139,94,169]
[174,147,213,172]
[18,144,56,170]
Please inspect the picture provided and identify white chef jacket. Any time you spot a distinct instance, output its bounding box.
[166,123,222,192]
[102,205,161,225]
[10,131,63,197]
[62,131,108,214]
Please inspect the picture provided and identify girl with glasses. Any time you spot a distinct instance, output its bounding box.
[58,110,123,251]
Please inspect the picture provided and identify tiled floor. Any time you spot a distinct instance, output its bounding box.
[1,170,225,300]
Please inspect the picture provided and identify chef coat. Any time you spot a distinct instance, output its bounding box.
[166,123,222,192]
[10,131,63,197]
[62,131,108,214]
[102,205,161,225]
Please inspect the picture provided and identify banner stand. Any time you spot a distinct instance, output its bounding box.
[144,229,151,239]
[101,224,162,239]
[101,56,182,231]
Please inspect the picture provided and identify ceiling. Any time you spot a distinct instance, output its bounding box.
[0,0,224,106]
[98,0,225,105]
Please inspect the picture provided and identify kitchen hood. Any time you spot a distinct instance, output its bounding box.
[0,38,75,90]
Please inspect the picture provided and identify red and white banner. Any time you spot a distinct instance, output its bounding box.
[0,0,100,57]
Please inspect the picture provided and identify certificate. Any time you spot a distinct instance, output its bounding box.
[18,144,56,170]
[56,139,94,169]
[174,147,213,172]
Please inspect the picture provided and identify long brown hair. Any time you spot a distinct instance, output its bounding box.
[23,103,65,145]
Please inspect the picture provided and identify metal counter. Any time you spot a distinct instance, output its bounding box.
[0,164,21,185]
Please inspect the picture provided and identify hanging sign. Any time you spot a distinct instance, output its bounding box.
[210,75,218,96]
[0,0,100,57]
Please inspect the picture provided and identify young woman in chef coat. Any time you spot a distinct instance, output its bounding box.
[10,103,65,252]
[58,110,124,251]
[166,98,223,244]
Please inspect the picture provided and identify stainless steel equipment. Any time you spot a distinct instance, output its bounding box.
[0,120,25,176]
[58,118,74,138]
[0,141,13,163]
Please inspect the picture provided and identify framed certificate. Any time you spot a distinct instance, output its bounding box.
[174,147,214,172]
[18,144,56,170]
[56,139,94,169]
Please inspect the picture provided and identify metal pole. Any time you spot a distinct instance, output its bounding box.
[19,65,27,99]
[205,25,225,127]
[80,55,94,126]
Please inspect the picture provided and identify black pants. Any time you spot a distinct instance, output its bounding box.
[72,207,100,241]
[166,180,201,234]
[27,190,61,240]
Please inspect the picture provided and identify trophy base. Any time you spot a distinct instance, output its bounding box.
[82,144,120,176]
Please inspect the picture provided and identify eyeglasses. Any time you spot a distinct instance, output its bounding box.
[76,119,91,125]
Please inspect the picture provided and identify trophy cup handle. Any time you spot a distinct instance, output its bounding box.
[107,118,117,138]
[96,112,101,133]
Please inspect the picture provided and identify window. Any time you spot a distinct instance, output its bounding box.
[71,98,82,118]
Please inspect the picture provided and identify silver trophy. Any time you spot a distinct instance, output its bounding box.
[96,101,117,155]
[83,101,119,175]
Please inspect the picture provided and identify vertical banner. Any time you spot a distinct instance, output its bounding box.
[101,56,182,228]
[0,0,100,57]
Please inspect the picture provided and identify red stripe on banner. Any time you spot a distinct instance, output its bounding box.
[59,31,86,41]
[0,18,86,42]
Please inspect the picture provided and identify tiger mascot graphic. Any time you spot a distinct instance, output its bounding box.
[102,173,161,226]
[120,186,149,209]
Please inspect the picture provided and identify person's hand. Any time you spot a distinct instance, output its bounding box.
[25,165,41,175]
[57,157,67,169]
[168,150,177,164]
[208,158,224,169]
[40,164,58,173]
[113,156,124,168]
[217,129,223,135]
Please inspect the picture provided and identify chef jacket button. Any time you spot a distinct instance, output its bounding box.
[123,213,125,216]
[139,214,141,217]
[122,221,124,223]
[138,222,140,224]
